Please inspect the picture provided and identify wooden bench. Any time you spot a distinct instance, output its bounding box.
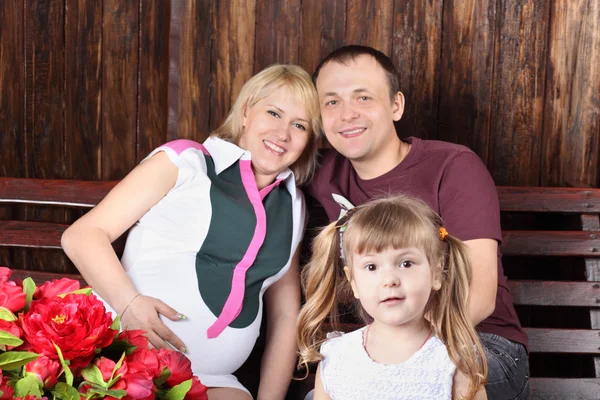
[1,177,599,399]
[498,187,600,400]
[0,177,117,284]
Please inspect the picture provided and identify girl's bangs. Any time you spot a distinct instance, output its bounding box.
[343,203,438,263]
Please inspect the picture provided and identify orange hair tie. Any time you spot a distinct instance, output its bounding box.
[438,227,449,241]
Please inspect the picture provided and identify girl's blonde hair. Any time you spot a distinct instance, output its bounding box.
[297,196,487,399]
[212,64,321,185]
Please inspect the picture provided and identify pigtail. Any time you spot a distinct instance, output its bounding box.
[430,234,487,399]
[297,221,348,372]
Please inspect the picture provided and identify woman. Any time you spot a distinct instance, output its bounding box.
[62,64,321,400]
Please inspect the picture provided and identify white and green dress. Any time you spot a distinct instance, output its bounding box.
[111,136,305,395]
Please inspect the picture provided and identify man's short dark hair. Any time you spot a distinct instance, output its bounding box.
[313,45,400,101]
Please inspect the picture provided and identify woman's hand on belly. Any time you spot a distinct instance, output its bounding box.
[121,294,187,352]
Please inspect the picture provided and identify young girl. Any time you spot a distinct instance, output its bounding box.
[297,196,487,400]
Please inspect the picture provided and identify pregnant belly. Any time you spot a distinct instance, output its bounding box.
[127,262,264,375]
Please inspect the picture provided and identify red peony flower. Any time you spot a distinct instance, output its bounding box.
[108,360,155,400]
[127,348,160,379]
[0,370,14,399]
[156,349,193,387]
[93,356,127,383]
[117,330,149,353]
[185,376,208,400]
[14,396,48,400]
[0,320,22,350]
[0,267,26,312]
[25,355,62,389]
[19,293,116,368]
[33,278,81,300]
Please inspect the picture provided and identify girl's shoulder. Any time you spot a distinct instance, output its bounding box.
[320,327,366,357]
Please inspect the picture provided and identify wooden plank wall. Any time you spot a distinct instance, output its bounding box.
[0,0,598,260]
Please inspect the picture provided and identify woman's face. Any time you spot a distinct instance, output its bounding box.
[238,86,311,187]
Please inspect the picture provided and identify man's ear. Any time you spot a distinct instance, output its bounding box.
[343,265,359,299]
[391,91,405,122]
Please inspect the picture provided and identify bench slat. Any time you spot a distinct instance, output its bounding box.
[525,328,600,354]
[9,269,87,287]
[324,324,599,354]
[508,280,600,307]
[502,230,600,256]
[498,186,600,213]
[529,378,600,400]
[0,177,116,207]
[0,221,66,248]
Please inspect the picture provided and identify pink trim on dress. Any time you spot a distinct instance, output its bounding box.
[206,159,268,338]
[162,139,209,155]
[259,179,283,200]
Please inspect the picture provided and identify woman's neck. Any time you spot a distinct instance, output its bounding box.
[254,174,274,190]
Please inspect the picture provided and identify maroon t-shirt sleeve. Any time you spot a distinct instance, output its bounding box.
[438,151,502,243]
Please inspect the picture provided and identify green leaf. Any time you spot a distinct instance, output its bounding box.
[57,287,93,298]
[153,366,170,388]
[110,314,121,331]
[80,364,106,388]
[164,378,193,400]
[14,374,43,398]
[107,352,126,387]
[51,382,82,400]
[0,330,24,347]
[0,307,17,322]
[53,342,74,386]
[22,277,36,312]
[85,386,128,399]
[0,351,39,370]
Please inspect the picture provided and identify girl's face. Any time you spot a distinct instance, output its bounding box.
[345,246,442,329]
[238,86,311,188]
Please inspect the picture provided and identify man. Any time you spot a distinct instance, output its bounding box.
[304,45,529,399]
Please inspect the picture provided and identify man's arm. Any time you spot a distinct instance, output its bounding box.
[257,247,301,400]
[464,238,498,325]
[437,151,503,327]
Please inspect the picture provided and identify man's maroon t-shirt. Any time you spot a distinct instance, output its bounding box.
[304,137,527,348]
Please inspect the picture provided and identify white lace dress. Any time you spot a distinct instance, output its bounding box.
[320,328,456,400]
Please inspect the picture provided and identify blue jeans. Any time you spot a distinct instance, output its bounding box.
[479,333,530,399]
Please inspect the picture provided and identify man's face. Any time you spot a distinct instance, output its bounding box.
[315,55,404,164]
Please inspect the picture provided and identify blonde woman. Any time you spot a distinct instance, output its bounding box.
[62,64,321,400]
[298,196,487,400]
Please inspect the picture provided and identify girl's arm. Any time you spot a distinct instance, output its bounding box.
[453,371,487,400]
[256,247,301,400]
[313,364,332,400]
[61,152,186,351]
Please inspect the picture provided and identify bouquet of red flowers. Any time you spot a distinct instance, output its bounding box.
[0,267,208,399]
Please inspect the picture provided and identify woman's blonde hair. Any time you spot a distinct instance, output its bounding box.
[212,64,321,185]
[297,196,487,399]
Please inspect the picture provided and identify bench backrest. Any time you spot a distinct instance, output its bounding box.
[1,178,599,399]
[0,178,117,285]
[498,187,600,399]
